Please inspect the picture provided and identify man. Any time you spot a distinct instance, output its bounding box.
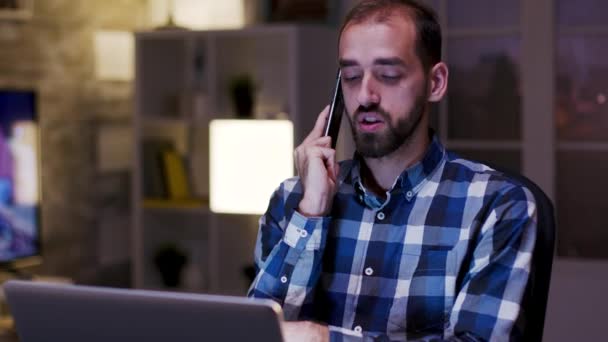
[248,1,536,341]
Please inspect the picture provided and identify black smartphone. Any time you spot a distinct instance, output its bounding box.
[324,69,344,149]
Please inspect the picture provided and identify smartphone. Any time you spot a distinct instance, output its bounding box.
[324,69,344,149]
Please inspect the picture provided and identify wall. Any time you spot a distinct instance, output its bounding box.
[543,258,608,341]
[0,0,146,281]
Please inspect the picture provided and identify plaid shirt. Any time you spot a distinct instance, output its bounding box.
[248,134,537,341]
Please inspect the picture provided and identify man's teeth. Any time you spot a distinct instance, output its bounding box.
[363,116,380,123]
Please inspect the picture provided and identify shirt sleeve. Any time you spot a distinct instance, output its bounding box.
[446,184,538,341]
[328,325,387,341]
[247,178,332,320]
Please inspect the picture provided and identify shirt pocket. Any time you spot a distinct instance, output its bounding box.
[388,248,457,337]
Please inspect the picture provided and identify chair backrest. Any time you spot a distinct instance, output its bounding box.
[493,166,556,341]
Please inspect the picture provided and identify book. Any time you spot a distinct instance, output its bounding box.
[141,139,172,198]
[161,149,191,200]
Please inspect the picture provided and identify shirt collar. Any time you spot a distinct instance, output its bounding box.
[348,130,446,208]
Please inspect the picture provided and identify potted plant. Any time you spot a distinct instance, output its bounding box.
[229,74,256,118]
[153,242,188,288]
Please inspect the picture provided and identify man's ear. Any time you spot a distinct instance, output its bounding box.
[427,62,448,102]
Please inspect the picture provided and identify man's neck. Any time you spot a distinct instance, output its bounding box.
[362,126,430,195]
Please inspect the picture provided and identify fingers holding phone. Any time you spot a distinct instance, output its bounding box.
[295,108,340,217]
[295,70,344,217]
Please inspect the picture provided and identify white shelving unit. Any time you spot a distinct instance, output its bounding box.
[131,25,338,294]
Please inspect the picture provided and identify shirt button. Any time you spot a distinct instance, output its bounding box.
[376,212,385,220]
[300,229,308,238]
[364,267,374,276]
[406,190,413,198]
[354,325,362,333]
[280,276,288,283]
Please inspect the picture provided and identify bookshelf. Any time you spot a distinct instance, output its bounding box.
[132,25,339,294]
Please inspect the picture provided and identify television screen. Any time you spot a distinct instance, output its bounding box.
[0,90,41,265]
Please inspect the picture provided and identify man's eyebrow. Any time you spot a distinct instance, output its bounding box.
[338,57,406,68]
[373,57,405,66]
[338,59,359,67]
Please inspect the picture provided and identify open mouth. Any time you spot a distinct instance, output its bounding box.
[357,113,385,132]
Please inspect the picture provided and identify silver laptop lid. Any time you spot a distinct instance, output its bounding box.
[3,280,284,342]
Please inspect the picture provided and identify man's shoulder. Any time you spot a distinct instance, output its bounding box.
[442,151,535,200]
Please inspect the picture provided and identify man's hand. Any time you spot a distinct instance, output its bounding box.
[282,321,329,342]
[295,106,340,217]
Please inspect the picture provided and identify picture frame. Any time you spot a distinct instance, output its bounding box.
[0,0,33,21]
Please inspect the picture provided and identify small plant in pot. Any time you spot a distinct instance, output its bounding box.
[153,242,188,288]
[229,74,257,118]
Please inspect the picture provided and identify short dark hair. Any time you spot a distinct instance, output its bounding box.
[340,0,442,71]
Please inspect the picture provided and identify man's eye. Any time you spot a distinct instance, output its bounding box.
[380,74,401,82]
[342,75,361,83]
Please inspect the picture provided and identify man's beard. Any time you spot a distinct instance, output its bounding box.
[348,91,427,159]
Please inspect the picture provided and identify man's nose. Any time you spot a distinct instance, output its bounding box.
[356,73,380,108]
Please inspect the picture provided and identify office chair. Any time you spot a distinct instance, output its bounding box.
[492,166,556,341]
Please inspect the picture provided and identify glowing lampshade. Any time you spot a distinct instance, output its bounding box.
[148,0,245,30]
[210,120,293,214]
[94,30,134,81]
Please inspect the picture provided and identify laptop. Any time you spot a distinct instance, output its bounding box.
[3,280,284,342]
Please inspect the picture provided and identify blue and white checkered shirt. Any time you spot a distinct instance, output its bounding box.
[248,134,537,341]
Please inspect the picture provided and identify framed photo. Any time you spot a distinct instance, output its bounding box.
[0,0,33,21]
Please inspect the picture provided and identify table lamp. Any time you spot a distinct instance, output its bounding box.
[148,0,245,30]
[209,119,294,215]
[93,30,134,81]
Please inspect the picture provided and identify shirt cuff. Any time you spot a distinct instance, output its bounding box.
[283,211,330,251]
[328,325,364,341]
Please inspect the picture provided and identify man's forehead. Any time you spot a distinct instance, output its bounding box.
[339,18,417,64]
[341,7,416,38]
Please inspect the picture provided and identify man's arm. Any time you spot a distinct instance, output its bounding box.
[445,184,537,341]
[248,106,339,321]
[247,179,331,320]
